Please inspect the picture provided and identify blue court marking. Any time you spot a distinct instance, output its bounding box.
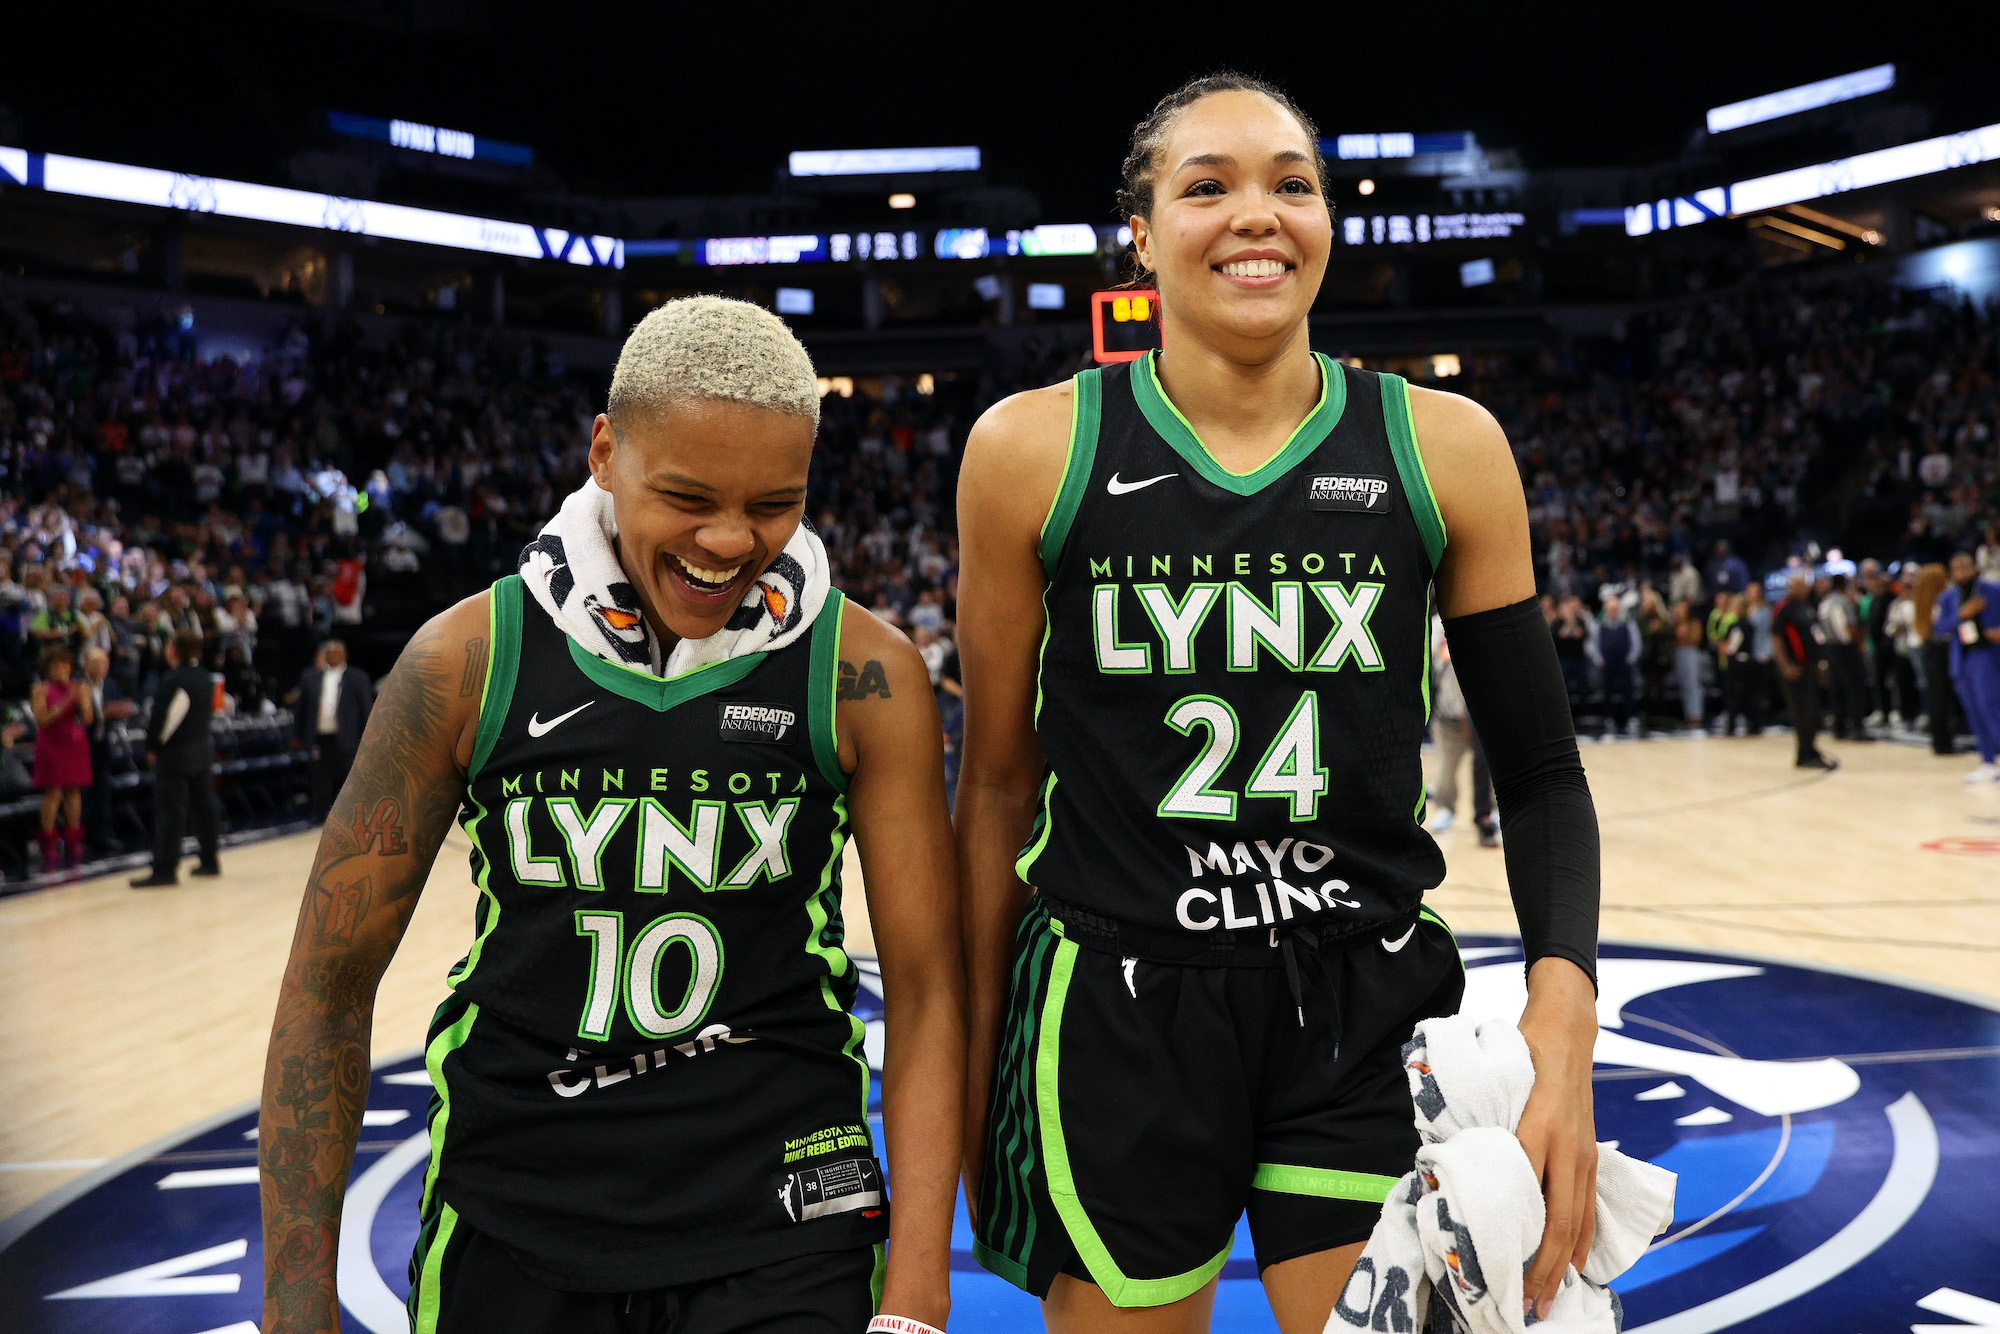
[1650,1121,1834,1223]
[2,936,1997,1332]
[1615,1226,1764,1292]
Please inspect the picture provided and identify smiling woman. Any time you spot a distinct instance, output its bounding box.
[254,292,967,1334]
[955,73,1605,1334]
[593,297,822,648]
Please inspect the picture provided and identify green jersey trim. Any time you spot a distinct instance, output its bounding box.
[1039,369,1103,578]
[454,580,518,987]
[1013,772,1057,882]
[564,634,763,711]
[1250,1163,1399,1202]
[1380,373,1448,572]
[417,997,480,1218]
[1419,903,1465,981]
[810,590,849,791]
[408,1200,460,1334]
[869,1243,887,1315]
[1131,350,1348,497]
[804,794,870,1112]
[469,575,523,783]
[1036,936,1232,1305]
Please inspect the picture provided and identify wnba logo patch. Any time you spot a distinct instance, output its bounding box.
[717,702,797,743]
[1304,473,1393,512]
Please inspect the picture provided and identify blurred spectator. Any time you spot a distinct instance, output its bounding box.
[1860,562,1895,726]
[1668,558,1703,606]
[1586,596,1642,738]
[1716,594,1764,736]
[1913,563,1959,754]
[1671,601,1706,730]
[1819,574,1871,740]
[295,639,371,821]
[1426,619,1498,845]
[1742,584,1777,733]
[1707,540,1750,598]
[30,585,83,656]
[1773,575,1835,770]
[1548,596,1591,718]
[81,645,136,851]
[1937,552,2000,781]
[133,630,219,887]
[31,644,93,869]
[1883,574,1923,725]
[1637,587,1674,719]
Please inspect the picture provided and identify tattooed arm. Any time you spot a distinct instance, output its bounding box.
[836,604,966,1333]
[257,592,489,1334]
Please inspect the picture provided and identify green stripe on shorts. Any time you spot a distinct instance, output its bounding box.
[1251,1163,1400,1201]
[1037,936,1231,1306]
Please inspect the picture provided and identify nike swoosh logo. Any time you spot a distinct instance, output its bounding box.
[527,701,594,737]
[1106,471,1178,496]
[1381,924,1417,953]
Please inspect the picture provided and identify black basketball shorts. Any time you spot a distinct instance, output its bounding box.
[973,897,1464,1307]
[406,1210,883,1334]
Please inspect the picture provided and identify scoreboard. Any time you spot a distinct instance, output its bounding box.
[1092,290,1161,364]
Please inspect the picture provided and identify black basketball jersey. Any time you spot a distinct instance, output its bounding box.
[451,574,859,1055]
[418,575,887,1292]
[1020,351,1447,936]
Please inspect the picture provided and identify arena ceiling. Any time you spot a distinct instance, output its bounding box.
[7,3,1996,221]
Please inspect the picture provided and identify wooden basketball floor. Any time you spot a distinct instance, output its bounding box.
[2,732,1995,1226]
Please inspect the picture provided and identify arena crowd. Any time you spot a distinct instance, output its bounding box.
[0,268,1995,877]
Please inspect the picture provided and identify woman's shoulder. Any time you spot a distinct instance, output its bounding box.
[958,382,1077,534]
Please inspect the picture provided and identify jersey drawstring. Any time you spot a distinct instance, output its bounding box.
[1275,926,1343,1060]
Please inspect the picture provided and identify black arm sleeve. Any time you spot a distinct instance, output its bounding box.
[1442,596,1601,989]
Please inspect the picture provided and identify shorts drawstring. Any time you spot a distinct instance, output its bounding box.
[1275,926,1344,1060]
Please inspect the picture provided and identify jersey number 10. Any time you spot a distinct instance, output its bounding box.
[572,910,725,1042]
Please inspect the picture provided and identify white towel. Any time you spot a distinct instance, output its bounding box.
[1405,1017,1538,1143]
[1330,1171,1435,1332]
[1417,1129,1626,1334]
[518,480,831,677]
[1337,1015,1678,1334]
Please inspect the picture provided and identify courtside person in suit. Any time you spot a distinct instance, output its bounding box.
[293,638,372,822]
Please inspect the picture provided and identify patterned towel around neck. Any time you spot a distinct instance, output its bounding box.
[517,480,831,678]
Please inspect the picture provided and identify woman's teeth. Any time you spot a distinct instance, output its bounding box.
[1220,259,1287,278]
[675,555,742,589]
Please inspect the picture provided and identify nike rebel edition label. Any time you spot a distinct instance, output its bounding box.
[1303,473,1393,513]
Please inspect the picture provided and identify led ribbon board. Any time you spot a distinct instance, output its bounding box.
[1625,119,2000,234]
[1729,121,2000,213]
[788,147,980,176]
[0,147,620,267]
[326,111,535,168]
[1339,213,1527,244]
[1706,65,1896,135]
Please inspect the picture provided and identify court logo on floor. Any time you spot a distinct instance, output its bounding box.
[3,940,1996,1333]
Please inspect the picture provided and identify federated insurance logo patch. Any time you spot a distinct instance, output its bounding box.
[716,701,797,744]
[1304,472,1393,513]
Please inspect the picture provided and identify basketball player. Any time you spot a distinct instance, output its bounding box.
[957,77,1602,1332]
[258,298,963,1333]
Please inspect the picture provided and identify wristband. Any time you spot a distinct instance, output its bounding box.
[868,1317,944,1334]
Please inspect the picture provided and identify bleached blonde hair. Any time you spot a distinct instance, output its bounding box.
[607,295,819,430]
